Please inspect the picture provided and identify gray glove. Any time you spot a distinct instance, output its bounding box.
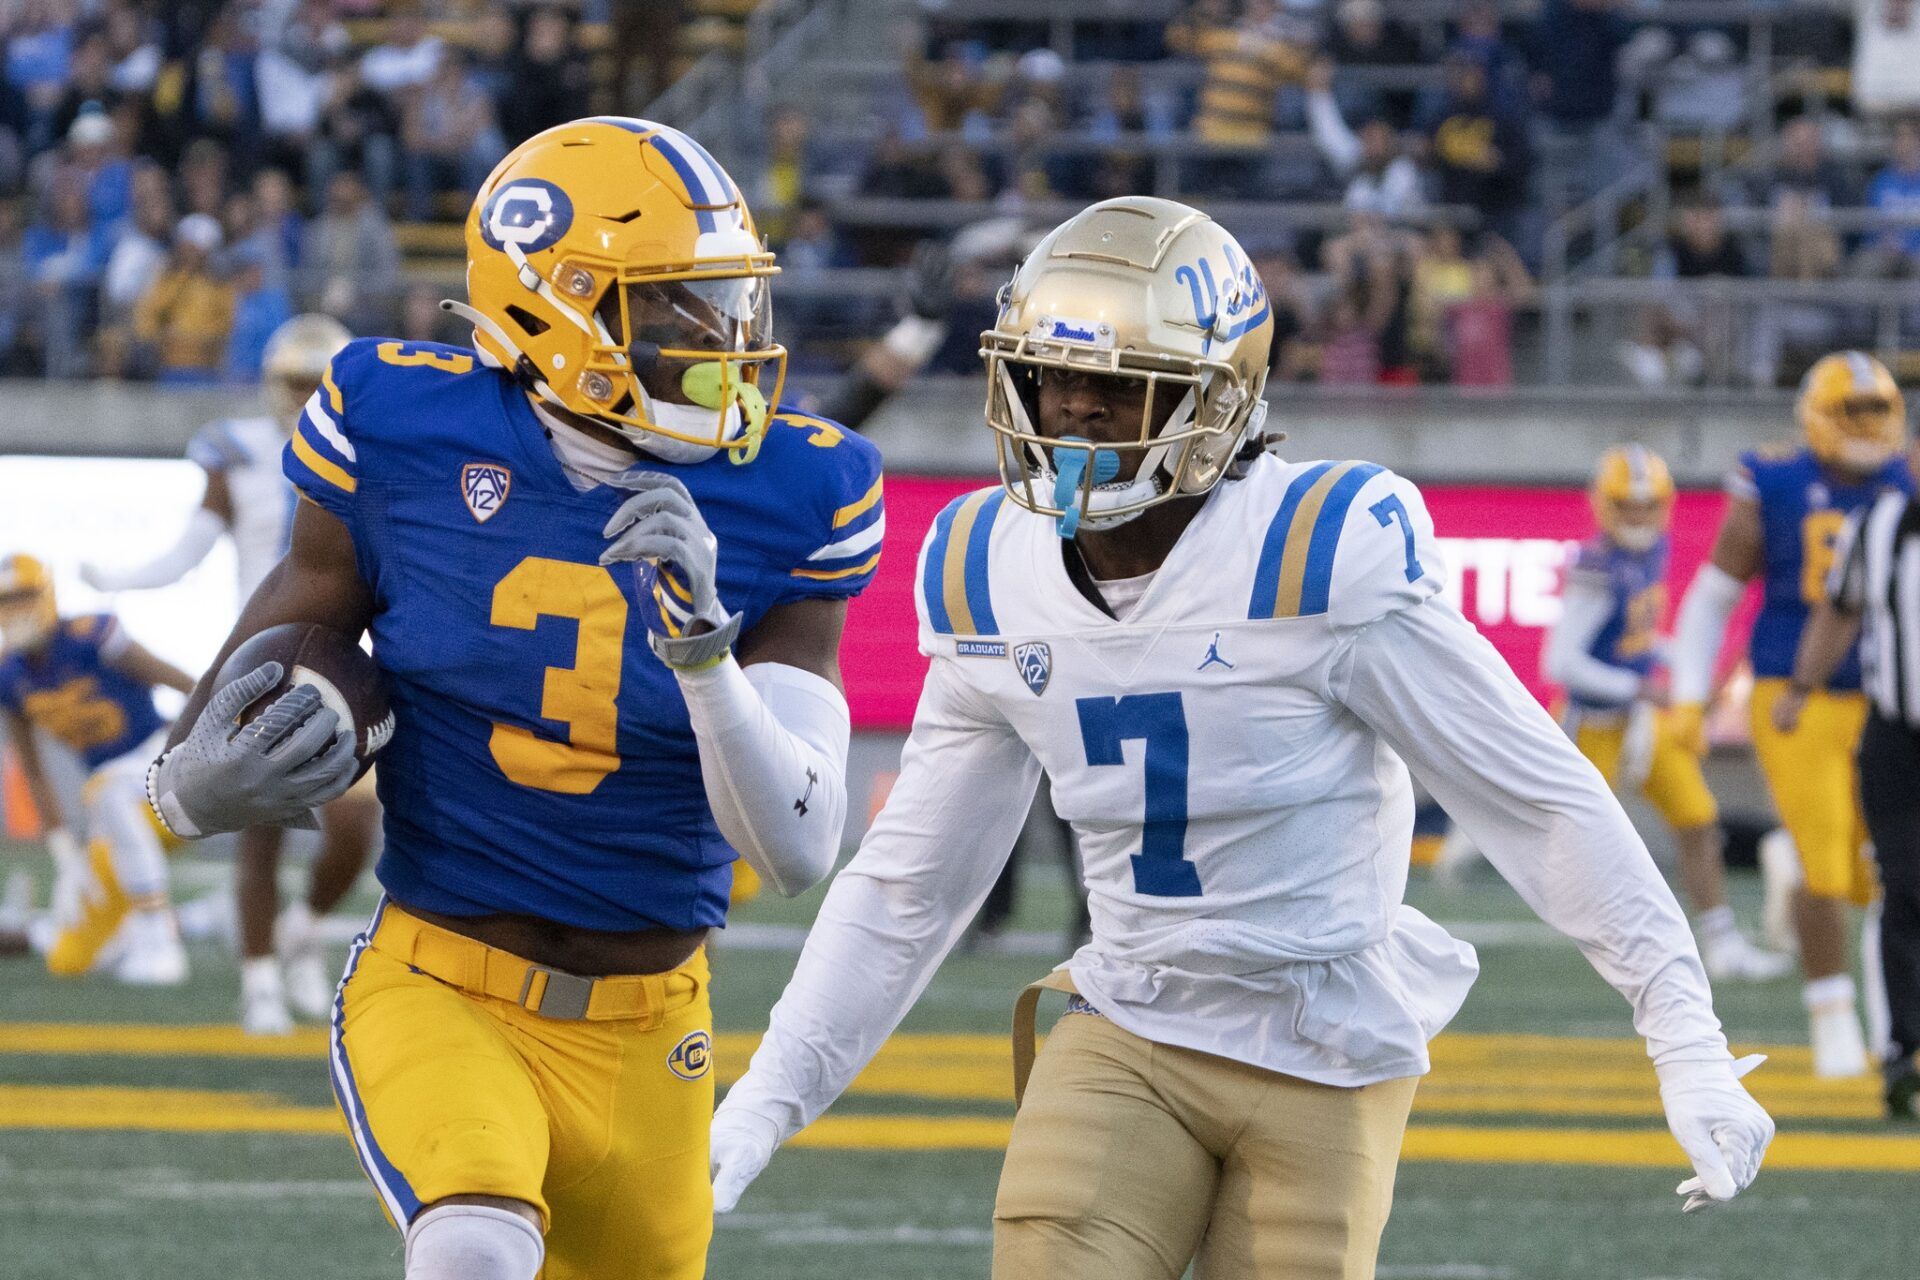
[146,662,359,839]
[600,469,742,670]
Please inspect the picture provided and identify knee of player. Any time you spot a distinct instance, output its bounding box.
[405,1199,544,1280]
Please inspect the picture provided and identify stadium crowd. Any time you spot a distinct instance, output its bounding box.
[0,0,594,380]
[1,0,1918,390]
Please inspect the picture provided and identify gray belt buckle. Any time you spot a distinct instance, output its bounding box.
[520,965,595,1019]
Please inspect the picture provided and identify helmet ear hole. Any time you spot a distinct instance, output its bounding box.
[505,305,550,337]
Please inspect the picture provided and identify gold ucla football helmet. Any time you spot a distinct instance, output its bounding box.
[0,553,57,652]
[451,116,782,462]
[981,196,1274,533]
[1591,444,1674,552]
[262,313,352,423]
[1800,351,1907,473]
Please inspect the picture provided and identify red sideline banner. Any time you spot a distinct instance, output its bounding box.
[842,476,1754,731]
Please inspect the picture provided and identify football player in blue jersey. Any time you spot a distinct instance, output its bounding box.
[1673,352,1912,1076]
[83,313,384,1036]
[1544,447,1788,983]
[142,118,882,1280]
[0,553,197,984]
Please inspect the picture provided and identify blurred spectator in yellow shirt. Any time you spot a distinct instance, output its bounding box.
[127,213,234,381]
[1169,0,1307,147]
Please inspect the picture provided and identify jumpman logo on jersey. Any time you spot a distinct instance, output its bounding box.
[1197,632,1235,672]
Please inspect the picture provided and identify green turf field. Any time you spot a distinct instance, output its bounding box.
[0,842,1915,1280]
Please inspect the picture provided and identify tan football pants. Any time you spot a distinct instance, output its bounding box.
[994,1005,1419,1280]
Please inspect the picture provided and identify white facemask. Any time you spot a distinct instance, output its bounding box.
[1611,523,1661,552]
[1838,437,1895,472]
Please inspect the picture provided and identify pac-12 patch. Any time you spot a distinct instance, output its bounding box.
[1013,641,1052,696]
[667,1029,712,1081]
[462,462,512,523]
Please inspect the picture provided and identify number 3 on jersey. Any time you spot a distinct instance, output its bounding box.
[489,557,627,795]
[1077,692,1200,897]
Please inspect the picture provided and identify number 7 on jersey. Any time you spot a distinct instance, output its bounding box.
[1076,692,1200,897]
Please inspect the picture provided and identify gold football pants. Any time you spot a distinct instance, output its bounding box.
[994,1007,1419,1280]
[330,901,715,1280]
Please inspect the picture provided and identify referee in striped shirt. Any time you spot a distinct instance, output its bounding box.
[1776,451,1920,1121]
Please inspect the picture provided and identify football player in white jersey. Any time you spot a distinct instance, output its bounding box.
[710,198,1774,1279]
[83,313,380,1034]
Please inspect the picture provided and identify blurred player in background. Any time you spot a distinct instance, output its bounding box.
[83,314,381,1035]
[1674,352,1912,1076]
[716,198,1772,1277]
[0,553,196,984]
[1544,446,1787,982]
[144,117,879,1280]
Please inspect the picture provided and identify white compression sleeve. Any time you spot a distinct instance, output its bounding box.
[717,660,1041,1142]
[404,1204,543,1280]
[1339,598,1730,1067]
[1541,575,1645,705]
[1671,563,1746,704]
[675,657,849,898]
[85,507,225,591]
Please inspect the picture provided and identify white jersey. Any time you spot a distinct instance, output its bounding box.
[188,416,296,596]
[722,458,1729,1143]
[920,455,1476,1081]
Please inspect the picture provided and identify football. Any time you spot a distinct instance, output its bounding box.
[214,623,393,781]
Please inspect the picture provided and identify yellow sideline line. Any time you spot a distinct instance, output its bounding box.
[1,1085,1912,1172]
[0,1025,1873,1117]
[0,1025,1805,1065]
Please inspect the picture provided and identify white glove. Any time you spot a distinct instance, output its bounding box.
[78,561,117,592]
[709,1106,781,1214]
[44,826,87,925]
[1619,699,1657,789]
[1658,1052,1774,1212]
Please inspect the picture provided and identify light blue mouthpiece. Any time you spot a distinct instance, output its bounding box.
[1050,437,1120,538]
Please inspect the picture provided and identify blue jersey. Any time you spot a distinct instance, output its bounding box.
[284,339,883,932]
[0,614,166,769]
[1566,534,1667,710]
[1734,444,1910,687]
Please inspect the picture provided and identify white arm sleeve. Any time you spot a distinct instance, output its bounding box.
[716,659,1041,1141]
[84,507,225,592]
[1541,575,1644,705]
[1337,597,1730,1067]
[1671,562,1747,704]
[674,657,851,898]
[1306,87,1362,175]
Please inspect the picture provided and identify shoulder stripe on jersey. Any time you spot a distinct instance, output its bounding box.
[301,392,355,461]
[808,517,886,564]
[923,489,1004,635]
[321,365,345,416]
[793,551,882,582]
[1247,461,1383,618]
[1297,463,1386,615]
[1249,462,1332,617]
[291,425,357,494]
[834,477,884,529]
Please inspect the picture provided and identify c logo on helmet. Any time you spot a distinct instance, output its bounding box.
[480,179,574,254]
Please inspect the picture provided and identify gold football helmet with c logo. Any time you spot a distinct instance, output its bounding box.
[1591,444,1674,552]
[452,116,783,462]
[0,553,57,653]
[1799,351,1907,474]
[981,196,1275,533]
